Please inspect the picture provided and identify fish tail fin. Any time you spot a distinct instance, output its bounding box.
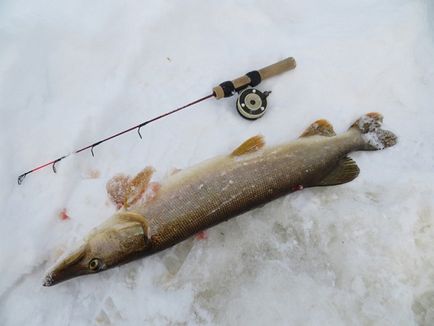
[349,112,397,150]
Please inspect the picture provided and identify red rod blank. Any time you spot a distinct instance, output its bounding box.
[18,93,214,185]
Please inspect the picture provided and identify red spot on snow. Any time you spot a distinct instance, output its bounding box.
[59,208,70,221]
[291,184,304,191]
[195,230,208,240]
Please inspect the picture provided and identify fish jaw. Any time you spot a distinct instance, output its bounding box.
[43,245,91,286]
[43,212,150,287]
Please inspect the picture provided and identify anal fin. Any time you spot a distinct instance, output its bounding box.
[231,135,265,156]
[317,157,360,186]
[300,119,336,138]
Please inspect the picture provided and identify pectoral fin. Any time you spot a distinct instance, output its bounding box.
[231,135,265,156]
[317,157,360,186]
[114,212,151,240]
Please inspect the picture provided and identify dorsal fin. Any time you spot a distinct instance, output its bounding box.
[300,119,336,138]
[231,135,265,156]
[317,157,359,186]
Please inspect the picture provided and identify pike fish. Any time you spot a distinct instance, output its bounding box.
[43,113,397,286]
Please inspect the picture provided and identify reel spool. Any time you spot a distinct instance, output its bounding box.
[236,88,271,120]
[212,57,296,121]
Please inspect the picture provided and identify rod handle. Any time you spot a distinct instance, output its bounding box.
[213,57,296,99]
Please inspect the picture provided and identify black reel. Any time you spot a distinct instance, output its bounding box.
[236,88,271,120]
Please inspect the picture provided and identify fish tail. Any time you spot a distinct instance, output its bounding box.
[350,112,397,150]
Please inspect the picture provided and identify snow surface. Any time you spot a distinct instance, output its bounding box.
[1,0,434,325]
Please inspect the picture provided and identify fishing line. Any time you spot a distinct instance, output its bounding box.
[18,57,296,185]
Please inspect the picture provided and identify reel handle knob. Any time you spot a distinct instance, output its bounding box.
[213,57,296,99]
[236,88,270,120]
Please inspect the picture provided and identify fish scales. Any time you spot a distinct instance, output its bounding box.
[140,132,357,253]
[43,113,397,286]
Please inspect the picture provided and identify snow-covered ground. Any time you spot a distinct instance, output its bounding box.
[1,0,434,325]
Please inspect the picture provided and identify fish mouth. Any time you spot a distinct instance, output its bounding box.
[42,272,55,287]
[42,246,89,287]
[42,266,87,287]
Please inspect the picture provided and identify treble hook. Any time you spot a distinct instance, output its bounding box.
[137,126,142,139]
[91,146,95,157]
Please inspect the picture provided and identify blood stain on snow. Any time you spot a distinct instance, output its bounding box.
[291,184,304,191]
[59,208,70,221]
[195,230,208,240]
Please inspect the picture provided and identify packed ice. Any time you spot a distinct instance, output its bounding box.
[1,0,434,325]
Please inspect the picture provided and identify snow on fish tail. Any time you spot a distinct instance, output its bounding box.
[350,112,397,150]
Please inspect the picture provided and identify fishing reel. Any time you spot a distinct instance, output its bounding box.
[18,57,296,185]
[236,88,271,120]
[213,57,296,121]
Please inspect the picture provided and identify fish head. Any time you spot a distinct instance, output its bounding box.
[43,212,150,286]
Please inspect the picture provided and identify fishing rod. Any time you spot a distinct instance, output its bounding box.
[17,57,296,185]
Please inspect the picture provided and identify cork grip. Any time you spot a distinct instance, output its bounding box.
[213,57,296,99]
[258,57,296,80]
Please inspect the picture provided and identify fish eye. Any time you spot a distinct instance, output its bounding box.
[89,258,101,271]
